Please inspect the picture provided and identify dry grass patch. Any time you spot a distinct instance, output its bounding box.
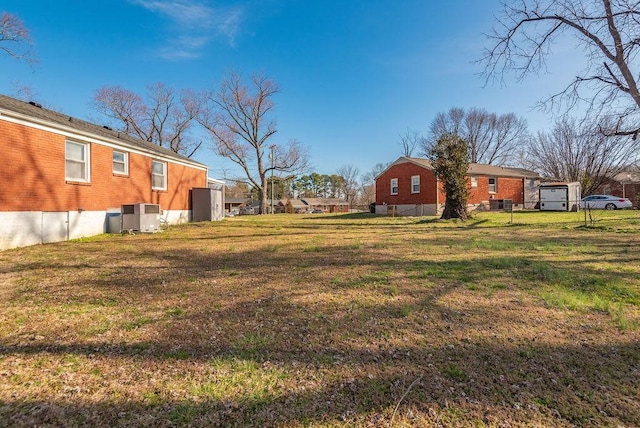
[1,211,639,426]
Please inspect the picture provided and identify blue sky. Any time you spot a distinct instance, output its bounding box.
[1,0,578,180]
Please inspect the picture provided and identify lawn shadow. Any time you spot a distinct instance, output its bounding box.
[2,217,640,426]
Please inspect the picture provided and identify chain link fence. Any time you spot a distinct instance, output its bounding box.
[379,197,639,227]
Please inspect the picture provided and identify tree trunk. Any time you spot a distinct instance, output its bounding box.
[259,176,269,214]
[441,198,468,220]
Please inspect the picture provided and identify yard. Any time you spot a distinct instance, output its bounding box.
[1,211,639,427]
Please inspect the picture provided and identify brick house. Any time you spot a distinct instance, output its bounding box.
[375,157,540,216]
[277,198,309,213]
[595,170,640,208]
[300,197,350,213]
[0,94,209,250]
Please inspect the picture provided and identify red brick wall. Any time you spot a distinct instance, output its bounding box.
[597,180,640,208]
[469,176,525,204]
[376,162,439,205]
[375,161,525,205]
[1,120,207,212]
[331,204,349,213]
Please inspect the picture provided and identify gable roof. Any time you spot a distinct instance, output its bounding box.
[225,197,248,204]
[379,156,540,179]
[614,169,640,183]
[277,198,308,208]
[467,163,540,179]
[0,94,207,170]
[301,197,349,205]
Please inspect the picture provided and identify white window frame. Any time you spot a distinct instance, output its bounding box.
[488,177,497,193]
[65,140,90,182]
[112,150,129,175]
[152,160,167,190]
[470,176,478,188]
[390,178,398,195]
[411,175,420,193]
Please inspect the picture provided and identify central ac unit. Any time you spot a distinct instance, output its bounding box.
[121,203,161,233]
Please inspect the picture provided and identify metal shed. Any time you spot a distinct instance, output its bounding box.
[539,182,581,212]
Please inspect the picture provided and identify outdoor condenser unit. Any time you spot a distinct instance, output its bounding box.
[121,203,161,233]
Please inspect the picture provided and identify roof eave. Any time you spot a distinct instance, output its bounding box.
[0,105,208,171]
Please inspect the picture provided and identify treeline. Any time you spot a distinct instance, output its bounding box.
[226,172,349,200]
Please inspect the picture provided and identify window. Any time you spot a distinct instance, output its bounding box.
[390,178,398,195]
[65,141,89,182]
[488,177,497,193]
[152,160,167,190]
[411,175,420,193]
[470,176,478,188]
[113,150,128,175]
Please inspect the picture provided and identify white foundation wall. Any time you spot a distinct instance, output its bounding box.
[375,204,439,216]
[162,210,190,225]
[0,212,43,250]
[0,209,193,251]
[0,211,109,251]
[68,211,109,240]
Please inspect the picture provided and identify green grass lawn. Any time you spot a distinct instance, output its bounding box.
[1,210,639,427]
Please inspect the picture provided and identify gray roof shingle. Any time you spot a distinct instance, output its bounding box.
[0,94,206,168]
[389,156,540,179]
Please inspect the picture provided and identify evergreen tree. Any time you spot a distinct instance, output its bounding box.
[429,133,469,220]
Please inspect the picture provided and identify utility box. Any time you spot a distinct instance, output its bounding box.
[539,182,581,211]
[121,203,161,232]
[488,199,513,210]
[191,187,223,221]
[106,212,122,233]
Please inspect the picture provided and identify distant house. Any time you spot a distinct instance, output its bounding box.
[300,197,350,213]
[0,94,209,250]
[239,201,260,215]
[596,170,640,208]
[225,197,248,213]
[375,157,541,216]
[277,198,308,213]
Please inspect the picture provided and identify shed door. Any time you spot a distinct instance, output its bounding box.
[211,188,223,221]
[540,188,569,211]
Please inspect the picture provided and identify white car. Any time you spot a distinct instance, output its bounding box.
[580,195,633,210]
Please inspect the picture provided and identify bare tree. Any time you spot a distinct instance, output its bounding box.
[359,182,375,207]
[481,0,640,138]
[225,180,251,199]
[422,107,528,165]
[361,162,388,184]
[464,108,496,164]
[525,117,637,194]
[0,12,36,64]
[359,162,388,210]
[397,129,424,157]
[10,81,38,101]
[194,72,310,214]
[487,112,529,165]
[93,83,200,157]
[336,164,360,207]
[427,108,465,145]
